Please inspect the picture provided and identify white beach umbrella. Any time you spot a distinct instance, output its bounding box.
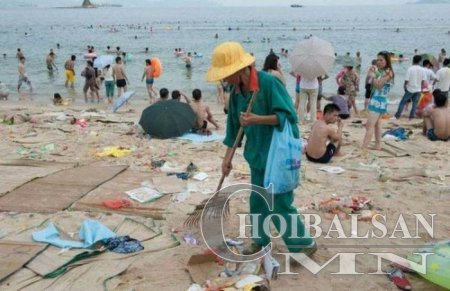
[289,36,335,79]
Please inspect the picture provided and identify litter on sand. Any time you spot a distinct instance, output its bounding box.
[317,195,374,219]
[193,172,209,181]
[96,146,131,158]
[177,133,224,143]
[125,187,163,203]
[318,166,346,174]
[32,220,116,249]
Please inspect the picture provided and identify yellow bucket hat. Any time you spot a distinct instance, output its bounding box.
[206,42,255,82]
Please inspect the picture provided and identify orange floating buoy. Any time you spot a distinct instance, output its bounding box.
[151,57,162,78]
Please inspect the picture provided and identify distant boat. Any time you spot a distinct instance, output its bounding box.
[290,4,304,7]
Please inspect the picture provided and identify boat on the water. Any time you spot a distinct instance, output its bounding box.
[290,4,303,7]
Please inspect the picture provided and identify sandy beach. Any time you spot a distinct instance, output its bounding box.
[0,91,449,290]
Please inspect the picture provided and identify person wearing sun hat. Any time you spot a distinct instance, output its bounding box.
[206,42,316,255]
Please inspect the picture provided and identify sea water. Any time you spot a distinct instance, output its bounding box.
[0,5,449,102]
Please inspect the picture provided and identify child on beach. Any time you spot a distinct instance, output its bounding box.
[0,81,9,100]
[53,93,63,105]
[342,64,360,116]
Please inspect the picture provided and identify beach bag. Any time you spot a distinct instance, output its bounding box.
[264,121,301,194]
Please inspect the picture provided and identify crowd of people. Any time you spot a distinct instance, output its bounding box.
[4,43,450,151]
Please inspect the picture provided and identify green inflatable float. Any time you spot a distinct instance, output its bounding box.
[408,240,450,289]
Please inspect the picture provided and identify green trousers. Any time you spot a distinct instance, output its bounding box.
[250,168,313,253]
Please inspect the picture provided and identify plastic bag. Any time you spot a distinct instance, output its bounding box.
[264,121,301,194]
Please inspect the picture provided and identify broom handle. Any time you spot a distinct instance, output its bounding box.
[216,91,259,192]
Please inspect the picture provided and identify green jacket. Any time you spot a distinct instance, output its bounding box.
[223,71,299,171]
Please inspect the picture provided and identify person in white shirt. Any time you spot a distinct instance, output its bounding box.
[422,60,436,89]
[298,76,319,122]
[434,58,450,98]
[102,65,114,104]
[394,55,426,119]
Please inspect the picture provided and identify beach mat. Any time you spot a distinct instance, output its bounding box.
[114,217,161,242]
[0,165,127,213]
[71,170,172,220]
[0,241,47,282]
[384,140,438,155]
[23,259,132,291]
[0,268,41,291]
[22,234,180,291]
[26,234,179,279]
[177,133,224,143]
[0,160,74,197]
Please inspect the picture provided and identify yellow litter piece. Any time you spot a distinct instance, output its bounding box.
[96,146,131,158]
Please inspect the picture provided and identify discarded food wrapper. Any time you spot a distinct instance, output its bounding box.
[183,232,200,246]
[102,198,131,209]
[235,275,265,289]
[263,252,280,280]
[193,172,209,181]
[318,166,346,174]
[125,187,163,203]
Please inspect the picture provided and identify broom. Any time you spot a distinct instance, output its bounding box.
[184,67,259,228]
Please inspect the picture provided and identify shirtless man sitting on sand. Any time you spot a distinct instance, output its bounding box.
[423,89,450,141]
[190,89,219,133]
[305,103,343,163]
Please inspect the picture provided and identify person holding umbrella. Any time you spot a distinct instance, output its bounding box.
[290,36,335,122]
[206,42,316,255]
[362,51,395,150]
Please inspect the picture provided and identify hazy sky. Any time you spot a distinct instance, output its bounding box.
[2,0,413,7]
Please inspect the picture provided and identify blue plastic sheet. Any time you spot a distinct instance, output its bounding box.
[32,219,116,249]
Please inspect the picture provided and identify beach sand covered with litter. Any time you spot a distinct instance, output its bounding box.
[0,96,449,290]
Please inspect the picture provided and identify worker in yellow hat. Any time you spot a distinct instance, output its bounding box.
[206,42,316,255]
